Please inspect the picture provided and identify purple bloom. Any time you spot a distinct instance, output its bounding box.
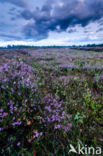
[40,132,43,136]
[54,124,61,129]
[13,117,15,120]
[41,93,72,132]
[1,85,5,89]
[59,64,78,69]
[20,61,23,64]
[0,128,2,131]
[10,105,13,110]
[20,107,22,110]
[3,112,8,117]
[0,113,3,117]
[17,142,21,146]
[45,106,51,112]
[14,107,17,111]
[0,109,3,113]
[69,123,72,128]
[12,121,21,126]
[13,81,16,85]
[66,114,72,119]
[34,131,39,137]
[11,88,14,92]
[31,104,34,107]
[18,92,21,96]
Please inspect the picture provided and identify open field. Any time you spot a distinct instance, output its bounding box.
[71,46,103,52]
[0,48,103,155]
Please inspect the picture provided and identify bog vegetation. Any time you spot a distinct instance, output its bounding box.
[0,48,103,155]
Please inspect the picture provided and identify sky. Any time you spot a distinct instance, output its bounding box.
[0,0,103,46]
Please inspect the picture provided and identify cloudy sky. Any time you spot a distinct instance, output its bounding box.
[0,0,103,46]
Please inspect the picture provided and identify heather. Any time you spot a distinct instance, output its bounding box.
[0,48,103,155]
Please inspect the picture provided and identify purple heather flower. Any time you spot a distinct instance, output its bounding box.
[66,114,72,119]
[10,105,13,110]
[42,93,72,132]
[14,107,17,111]
[18,92,21,96]
[25,99,28,103]
[45,106,51,112]
[34,131,39,137]
[12,121,21,126]
[20,61,23,64]
[0,113,2,117]
[59,64,78,69]
[1,85,5,89]
[69,123,72,128]
[0,109,3,113]
[20,107,22,110]
[31,104,34,107]
[17,113,20,116]
[11,88,14,92]
[17,142,21,146]
[7,103,10,106]
[3,78,8,82]
[13,81,16,85]
[54,124,61,129]
[13,117,15,120]
[3,112,8,117]
[40,132,43,136]
[0,128,2,131]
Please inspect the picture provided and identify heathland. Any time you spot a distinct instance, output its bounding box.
[0,47,103,155]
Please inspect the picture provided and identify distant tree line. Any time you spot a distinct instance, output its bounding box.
[0,43,103,49]
[71,43,103,47]
[0,45,68,49]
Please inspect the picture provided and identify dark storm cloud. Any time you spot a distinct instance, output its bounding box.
[21,0,103,40]
[0,0,27,8]
[98,19,103,26]
[0,34,22,40]
[84,30,89,33]
[9,7,16,12]
[96,28,103,32]
[0,0,103,42]
[23,21,49,40]
[67,29,77,33]
[11,17,16,21]
[21,10,33,20]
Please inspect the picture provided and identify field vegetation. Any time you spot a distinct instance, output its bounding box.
[0,48,103,155]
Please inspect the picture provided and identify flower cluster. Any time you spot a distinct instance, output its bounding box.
[0,60,38,131]
[59,64,78,70]
[0,60,36,89]
[40,93,72,132]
